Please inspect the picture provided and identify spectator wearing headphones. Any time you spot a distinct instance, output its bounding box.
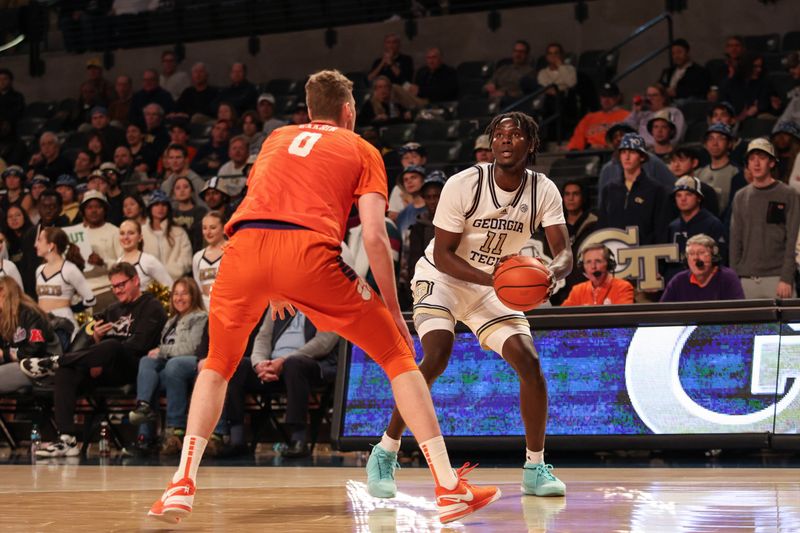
[661,234,744,302]
[561,244,634,306]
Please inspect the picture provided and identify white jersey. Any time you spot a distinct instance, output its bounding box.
[35,261,96,307]
[118,252,173,291]
[424,163,565,273]
[193,248,222,306]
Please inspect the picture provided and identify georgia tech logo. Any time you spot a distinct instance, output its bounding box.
[625,326,800,433]
[579,226,679,290]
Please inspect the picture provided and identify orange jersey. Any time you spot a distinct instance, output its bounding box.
[226,122,388,241]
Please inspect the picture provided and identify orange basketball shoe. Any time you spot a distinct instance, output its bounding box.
[435,463,501,523]
[148,477,195,524]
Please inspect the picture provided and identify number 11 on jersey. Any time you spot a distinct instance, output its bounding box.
[479,231,508,255]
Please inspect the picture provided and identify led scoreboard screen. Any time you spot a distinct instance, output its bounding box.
[335,320,800,444]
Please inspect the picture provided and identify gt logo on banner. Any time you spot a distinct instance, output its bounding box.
[579,226,679,290]
[625,326,800,433]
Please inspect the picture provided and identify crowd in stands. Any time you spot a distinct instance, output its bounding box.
[1,26,800,457]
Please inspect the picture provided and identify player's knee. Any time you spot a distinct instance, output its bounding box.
[420,349,451,382]
[503,337,544,383]
[202,352,239,382]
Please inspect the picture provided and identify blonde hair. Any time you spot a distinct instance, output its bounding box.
[305,70,354,121]
[0,277,49,342]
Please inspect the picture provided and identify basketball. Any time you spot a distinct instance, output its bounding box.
[493,256,551,311]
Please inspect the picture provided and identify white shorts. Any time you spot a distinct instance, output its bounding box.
[411,258,531,354]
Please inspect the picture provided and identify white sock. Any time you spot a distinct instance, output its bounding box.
[419,436,458,490]
[173,435,208,483]
[379,432,401,453]
[526,448,544,464]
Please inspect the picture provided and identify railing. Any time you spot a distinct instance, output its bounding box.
[500,12,673,141]
[607,11,673,83]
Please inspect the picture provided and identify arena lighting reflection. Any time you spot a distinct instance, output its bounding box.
[603,484,800,532]
[345,480,464,532]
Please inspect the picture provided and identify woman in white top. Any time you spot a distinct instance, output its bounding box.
[118,219,173,291]
[34,227,95,333]
[0,231,24,289]
[141,190,193,281]
[192,212,225,308]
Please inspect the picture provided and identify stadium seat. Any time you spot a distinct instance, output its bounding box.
[783,31,800,52]
[705,59,728,86]
[738,117,777,139]
[415,120,459,142]
[425,141,462,163]
[190,121,212,140]
[456,60,493,80]
[379,123,416,146]
[16,117,46,139]
[345,71,370,94]
[548,155,601,183]
[22,101,54,120]
[763,52,785,73]
[459,77,487,98]
[743,33,781,54]
[457,97,492,119]
[769,72,795,100]
[684,121,709,144]
[678,100,712,125]
[264,78,299,96]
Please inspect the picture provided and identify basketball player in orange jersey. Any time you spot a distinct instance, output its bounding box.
[148,70,500,525]
[366,112,573,500]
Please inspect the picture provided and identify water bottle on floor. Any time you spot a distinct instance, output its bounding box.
[99,421,111,457]
[30,424,41,460]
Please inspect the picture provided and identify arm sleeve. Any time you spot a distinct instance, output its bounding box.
[159,312,208,357]
[64,262,97,307]
[287,331,339,360]
[250,313,273,366]
[432,176,468,233]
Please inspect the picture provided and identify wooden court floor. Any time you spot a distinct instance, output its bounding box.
[1,465,799,532]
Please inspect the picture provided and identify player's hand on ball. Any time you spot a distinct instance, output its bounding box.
[494,253,520,273]
[270,299,296,320]
[543,271,557,303]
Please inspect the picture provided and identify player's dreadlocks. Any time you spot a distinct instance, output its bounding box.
[484,111,541,165]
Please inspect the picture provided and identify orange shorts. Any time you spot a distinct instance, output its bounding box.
[203,226,418,381]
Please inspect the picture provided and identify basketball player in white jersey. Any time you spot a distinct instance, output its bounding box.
[366,112,573,498]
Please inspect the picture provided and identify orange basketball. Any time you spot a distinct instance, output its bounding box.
[493,256,551,311]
